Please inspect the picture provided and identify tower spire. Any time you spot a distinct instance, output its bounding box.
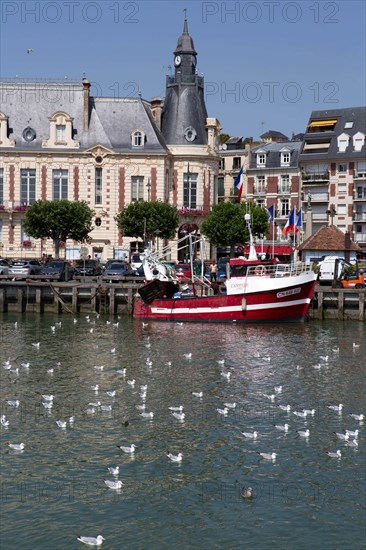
[183,9,188,34]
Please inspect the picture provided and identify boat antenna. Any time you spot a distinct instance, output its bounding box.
[244,213,258,261]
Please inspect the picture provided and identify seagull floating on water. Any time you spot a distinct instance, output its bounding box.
[220,371,231,380]
[167,452,183,462]
[263,393,276,401]
[274,423,289,432]
[328,404,343,412]
[42,394,54,401]
[350,413,364,421]
[77,535,105,546]
[303,409,316,416]
[278,404,291,411]
[169,406,184,412]
[106,390,116,397]
[293,411,307,418]
[242,431,258,439]
[274,386,282,393]
[184,353,192,359]
[7,400,20,407]
[8,442,25,451]
[334,432,349,441]
[172,412,185,420]
[127,379,135,386]
[345,439,358,447]
[257,451,276,460]
[56,419,67,428]
[297,429,310,438]
[140,411,154,419]
[117,444,137,453]
[103,479,123,489]
[191,391,203,398]
[108,466,119,476]
[32,342,40,348]
[241,487,253,499]
[327,449,341,458]
[91,385,99,391]
[1,415,10,427]
[345,429,359,438]
[216,407,229,416]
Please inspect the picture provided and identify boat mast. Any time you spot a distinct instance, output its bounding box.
[244,213,258,261]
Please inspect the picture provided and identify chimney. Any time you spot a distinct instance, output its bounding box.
[344,230,351,263]
[149,97,163,130]
[83,77,91,130]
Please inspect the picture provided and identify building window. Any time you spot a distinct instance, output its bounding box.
[52,170,68,200]
[95,217,102,227]
[256,199,265,209]
[233,157,241,169]
[344,121,353,129]
[280,151,290,166]
[217,177,225,198]
[95,168,102,205]
[337,204,346,215]
[357,186,366,199]
[257,153,266,166]
[0,168,3,205]
[338,163,347,173]
[255,175,265,193]
[183,172,197,208]
[337,182,347,194]
[133,131,142,146]
[56,124,66,142]
[219,158,225,170]
[21,221,34,243]
[280,199,290,217]
[356,161,366,177]
[20,169,36,205]
[279,175,290,193]
[131,176,144,201]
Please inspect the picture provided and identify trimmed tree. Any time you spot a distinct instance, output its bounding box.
[115,201,179,244]
[201,200,269,255]
[24,200,95,257]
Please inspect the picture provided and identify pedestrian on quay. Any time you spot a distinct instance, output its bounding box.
[210,261,217,283]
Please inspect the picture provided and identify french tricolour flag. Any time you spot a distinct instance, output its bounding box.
[282,207,297,235]
[234,166,244,202]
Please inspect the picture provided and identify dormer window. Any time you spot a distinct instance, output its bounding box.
[42,112,79,149]
[353,131,365,152]
[280,148,291,167]
[337,132,349,153]
[256,152,266,167]
[132,129,145,147]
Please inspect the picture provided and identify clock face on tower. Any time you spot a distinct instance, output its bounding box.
[174,55,181,66]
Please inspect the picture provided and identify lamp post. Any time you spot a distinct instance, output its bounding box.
[146,178,151,202]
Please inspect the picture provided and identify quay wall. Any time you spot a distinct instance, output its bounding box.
[0,279,365,321]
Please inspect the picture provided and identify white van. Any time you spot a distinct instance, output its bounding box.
[318,256,349,284]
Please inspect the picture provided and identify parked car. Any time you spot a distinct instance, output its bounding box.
[130,253,145,272]
[74,260,103,277]
[103,262,134,281]
[9,259,43,276]
[0,259,11,275]
[41,260,75,281]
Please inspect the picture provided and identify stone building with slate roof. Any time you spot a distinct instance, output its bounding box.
[0,18,221,261]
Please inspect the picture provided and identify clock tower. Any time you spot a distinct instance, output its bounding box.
[161,16,208,146]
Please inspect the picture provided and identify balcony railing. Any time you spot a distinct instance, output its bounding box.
[354,232,366,242]
[312,213,329,221]
[307,192,329,202]
[354,212,366,221]
[354,172,366,179]
[302,171,329,182]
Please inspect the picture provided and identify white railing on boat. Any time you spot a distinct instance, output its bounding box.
[242,262,314,278]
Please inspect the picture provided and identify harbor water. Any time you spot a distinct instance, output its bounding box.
[0,314,365,549]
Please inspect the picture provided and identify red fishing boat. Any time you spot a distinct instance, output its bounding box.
[133,219,316,324]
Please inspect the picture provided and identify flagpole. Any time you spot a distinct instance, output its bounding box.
[272,218,275,259]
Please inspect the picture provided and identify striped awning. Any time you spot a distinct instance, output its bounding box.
[308,120,337,127]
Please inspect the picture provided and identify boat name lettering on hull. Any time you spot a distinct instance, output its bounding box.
[277,287,301,299]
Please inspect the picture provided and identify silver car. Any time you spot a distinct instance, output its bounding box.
[9,259,43,276]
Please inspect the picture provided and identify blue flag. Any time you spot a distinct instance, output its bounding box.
[267,204,275,222]
[296,209,302,228]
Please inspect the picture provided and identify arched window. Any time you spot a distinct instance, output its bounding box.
[132,130,145,147]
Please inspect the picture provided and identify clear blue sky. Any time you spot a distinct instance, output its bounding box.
[1,0,365,140]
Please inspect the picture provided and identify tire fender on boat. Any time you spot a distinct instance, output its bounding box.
[241,297,247,311]
[219,283,226,294]
[255,266,267,276]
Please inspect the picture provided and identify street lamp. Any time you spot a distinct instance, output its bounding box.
[146,178,151,201]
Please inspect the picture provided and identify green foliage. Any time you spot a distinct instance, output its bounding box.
[219,133,231,144]
[201,201,269,248]
[24,200,94,257]
[115,201,179,241]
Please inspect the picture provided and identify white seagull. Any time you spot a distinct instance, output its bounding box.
[77,535,105,546]
[167,452,183,462]
[172,412,185,420]
[345,439,358,447]
[350,413,364,421]
[117,444,137,453]
[8,442,25,451]
[108,466,119,476]
[103,479,123,489]
[224,402,236,409]
[191,391,203,398]
[56,420,67,428]
[140,411,154,419]
[106,390,116,397]
[1,415,10,427]
[334,432,349,441]
[7,400,20,407]
[32,342,40,348]
[328,404,343,412]
[216,407,229,416]
[220,371,231,380]
[345,429,359,438]
[278,404,291,411]
[42,394,54,401]
[184,353,192,359]
[257,452,276,460]
[274,386,282,393]
[242,431,258,439]
[127,379,136,387]
[327,450,341,458]
[274,423,289,432]
[169,406,184,412]
[297,429,310,438]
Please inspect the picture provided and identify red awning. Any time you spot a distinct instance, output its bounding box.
[240,245,291,256]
